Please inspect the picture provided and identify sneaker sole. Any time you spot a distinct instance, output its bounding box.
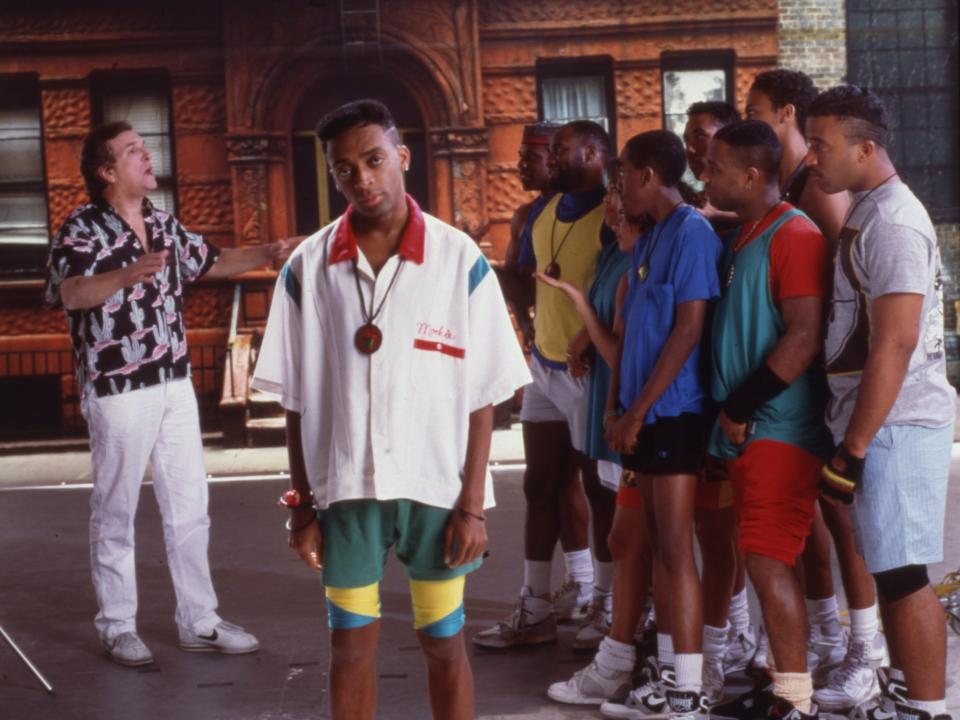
[179,642,260,655]
[600,705,669,720]
[572,636,605,652]
[471,633,557,650]
[547,688,612,705]
[105,649,154,667]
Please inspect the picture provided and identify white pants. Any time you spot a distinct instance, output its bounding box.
[82,379,220,641]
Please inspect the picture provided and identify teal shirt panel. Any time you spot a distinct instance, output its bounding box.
[708,208,832,461]
[584,242,631,462]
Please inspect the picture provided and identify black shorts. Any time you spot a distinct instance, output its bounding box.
[620,413,706,476]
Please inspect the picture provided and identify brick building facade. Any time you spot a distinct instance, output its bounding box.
[0,0,956,439]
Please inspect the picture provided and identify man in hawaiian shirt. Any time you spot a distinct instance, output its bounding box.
[44,121,297,667]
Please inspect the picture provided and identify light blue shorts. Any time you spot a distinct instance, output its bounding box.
[844,423,954,574]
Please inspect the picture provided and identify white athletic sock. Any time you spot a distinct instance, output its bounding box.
[596,636,636,674]
[907,699,947,717]
[523,560,552,598]
[772,671,813,714]
[564,548,594,585]
[807,595,842,637]
[728,588,750,635]
[703,623,728,661]
[849,603,880,644]
[674,653,703,691]
[594,560,614,595]
[658,632,675,667]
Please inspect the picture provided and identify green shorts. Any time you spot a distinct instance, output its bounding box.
[318,499,483,588]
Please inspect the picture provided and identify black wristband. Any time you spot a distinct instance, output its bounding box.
[723,363,789,424]
[833,443,866,483]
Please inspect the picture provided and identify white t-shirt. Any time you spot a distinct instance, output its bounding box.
[252,199,531,510]
[825,181,956,436]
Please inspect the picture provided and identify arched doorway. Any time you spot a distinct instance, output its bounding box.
[290,74,431,235]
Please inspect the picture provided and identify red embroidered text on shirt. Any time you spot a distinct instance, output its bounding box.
[416,322,456,340]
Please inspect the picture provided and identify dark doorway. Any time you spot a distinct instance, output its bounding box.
[292,74,430,235]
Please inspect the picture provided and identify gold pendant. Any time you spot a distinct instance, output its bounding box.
[637,264,648,282]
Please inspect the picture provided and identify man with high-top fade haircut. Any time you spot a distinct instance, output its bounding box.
[253,99,529,720]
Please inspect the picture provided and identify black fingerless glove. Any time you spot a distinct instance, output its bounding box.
[819,444,865,505]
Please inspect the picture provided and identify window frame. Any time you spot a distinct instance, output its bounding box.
[91,70,178,216]
[659,50,736,135]
[0,72,51,278]
[535,56,617,151]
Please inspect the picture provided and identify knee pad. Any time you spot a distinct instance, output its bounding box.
[410,576,465,638]
[874,564,929,604]
[325,582,381,630]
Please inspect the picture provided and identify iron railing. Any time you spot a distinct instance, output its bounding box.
[0,340,227,440]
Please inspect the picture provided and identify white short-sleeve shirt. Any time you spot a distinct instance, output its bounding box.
[252,196,531,510]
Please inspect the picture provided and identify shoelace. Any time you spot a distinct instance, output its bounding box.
[113,633,143,650]
[552,579,584,607]
[215,621,245,635]
[502,594,536,630]
[582,598,608,628]
[830,639,870,685]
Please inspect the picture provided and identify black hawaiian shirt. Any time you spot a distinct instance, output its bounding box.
[44,198,220,399]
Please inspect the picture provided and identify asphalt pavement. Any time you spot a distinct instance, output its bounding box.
[0,429,957,719]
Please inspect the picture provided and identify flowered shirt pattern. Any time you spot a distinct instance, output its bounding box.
[44,199,220,399]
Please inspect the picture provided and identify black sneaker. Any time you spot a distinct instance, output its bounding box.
[894,703,953,720]
[767,696,818,720]
[850,668,908,720]
[710,683,776,720]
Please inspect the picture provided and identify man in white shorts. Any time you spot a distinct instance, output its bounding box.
[474,121,614,649]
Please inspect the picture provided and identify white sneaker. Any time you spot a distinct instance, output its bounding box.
[808,624,848,674]
[703,655,725,704]
[103,632,154,667]
[179,620,259,654]
[548,659,632,705]
[553,578,592,622]
[573,593,613,651]
[472,586,557,649]
[814,634,886,710]
[723,625,757,675]
[600,660,673,719]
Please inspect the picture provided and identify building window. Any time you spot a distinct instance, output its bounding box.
[846,1,958,223]
[661,52,735,139]
[94,74,176,214]
[0,75,49,275]
[537,57,616,147]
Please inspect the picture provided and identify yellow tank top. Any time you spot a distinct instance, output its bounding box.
[532,194,604,362]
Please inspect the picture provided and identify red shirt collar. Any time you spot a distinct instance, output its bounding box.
[329,194,426,266]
